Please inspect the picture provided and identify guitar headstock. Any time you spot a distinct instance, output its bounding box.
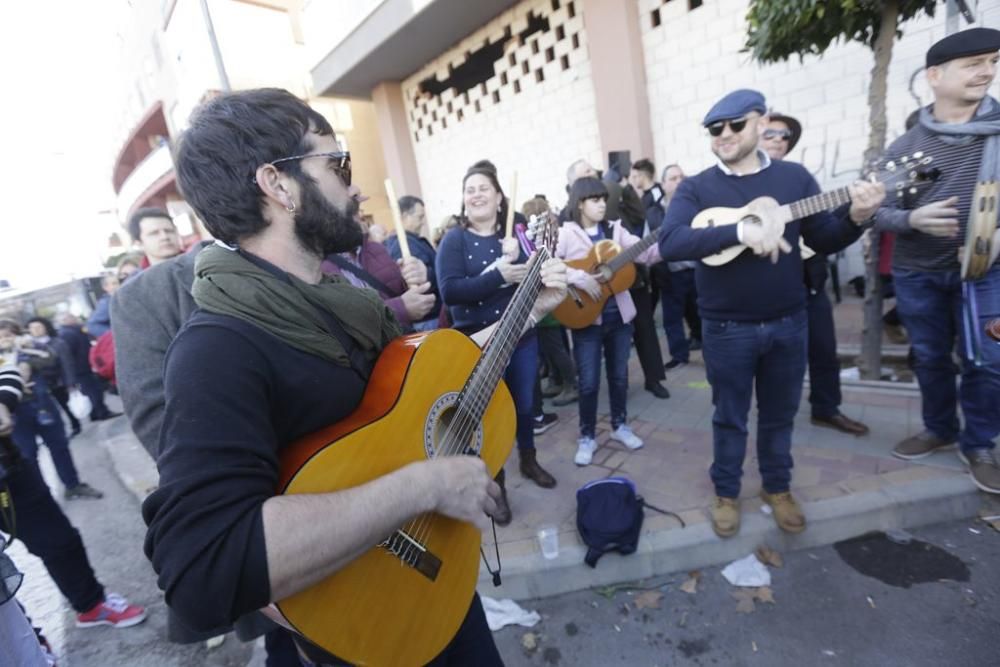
[525,212,560,255]
[879,152,937,199]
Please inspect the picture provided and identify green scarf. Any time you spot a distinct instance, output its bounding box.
[191,243,402,370]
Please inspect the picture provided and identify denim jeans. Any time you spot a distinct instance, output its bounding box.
[702,310,808,498]
[504,335,539,451]
[12,397,80,489]
[893,265,1000,452]
[571,310,633,438]
[661,268,697,363]
[77,371,111,420]
[1,460,103,612]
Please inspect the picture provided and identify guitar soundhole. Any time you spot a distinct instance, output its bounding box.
[424,392,483,459]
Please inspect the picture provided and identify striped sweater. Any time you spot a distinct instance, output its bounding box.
[875,119,989,272]
[0,362,23,411]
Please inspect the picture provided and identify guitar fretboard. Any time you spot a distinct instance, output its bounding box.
[788,187,852,219]
[607,232,658,273]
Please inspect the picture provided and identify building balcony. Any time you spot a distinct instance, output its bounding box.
[116,140,178,221]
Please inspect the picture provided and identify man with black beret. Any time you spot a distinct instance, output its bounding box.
[763,112,870,438]
[875,27,1000,494]
[658,89,885,538]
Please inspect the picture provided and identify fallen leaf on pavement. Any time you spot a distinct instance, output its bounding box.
[633,590,664,610]
[732,589,756,614]
[680,571,701,595]
[687,380,710,389]
[731,587,775,613]
[755,545,783,568]
[866,596,876,609]
[521,632,538,652]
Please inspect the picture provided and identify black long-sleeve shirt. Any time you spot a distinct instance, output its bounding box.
[142,311,366,632]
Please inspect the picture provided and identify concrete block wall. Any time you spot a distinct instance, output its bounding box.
[401,0,603,222]
[638,0,1000,277]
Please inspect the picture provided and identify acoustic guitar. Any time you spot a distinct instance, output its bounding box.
[552,231,657,329]
[273,218,556,666]
[692,153,934,266]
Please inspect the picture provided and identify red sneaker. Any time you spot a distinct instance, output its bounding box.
[76,593,147,628]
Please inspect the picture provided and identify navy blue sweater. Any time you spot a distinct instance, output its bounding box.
[436,227,528,335]
[658,160,863,321]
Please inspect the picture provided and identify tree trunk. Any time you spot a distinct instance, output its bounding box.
[859,0,899,380]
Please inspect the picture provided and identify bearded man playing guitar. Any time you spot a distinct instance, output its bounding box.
[142,88,567,666]
[657,89,885,539]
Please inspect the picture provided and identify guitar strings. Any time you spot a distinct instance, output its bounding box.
[404,249,548,551]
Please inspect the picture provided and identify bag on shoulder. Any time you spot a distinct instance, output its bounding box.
[576,477,644,568]
[89,331,116,384]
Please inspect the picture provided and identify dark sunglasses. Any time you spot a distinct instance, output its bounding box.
[707,118,748,137]
[269,151,352,186]
[763,128,793,141]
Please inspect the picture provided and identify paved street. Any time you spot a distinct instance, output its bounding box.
[7,407,255,667]
[493,521,1000,666]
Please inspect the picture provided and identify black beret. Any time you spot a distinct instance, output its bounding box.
[926,27,1000,68]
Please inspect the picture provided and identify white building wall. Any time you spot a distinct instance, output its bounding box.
[401,0,603,223]
[638,0,1000,277]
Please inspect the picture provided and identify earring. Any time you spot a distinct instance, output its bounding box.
[286,202,296,213]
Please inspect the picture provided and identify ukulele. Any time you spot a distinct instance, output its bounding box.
[273,217,558,666]
[692,153,934,266]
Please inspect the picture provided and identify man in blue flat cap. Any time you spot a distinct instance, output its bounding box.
[657,88,885,538]
[875,27,1000,495]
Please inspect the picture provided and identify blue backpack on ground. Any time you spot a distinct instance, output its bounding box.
[576,477,644,568]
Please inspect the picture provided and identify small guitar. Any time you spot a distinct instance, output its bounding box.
[552,229,658,329]
[692,153,934,266]
[273,217,558,666]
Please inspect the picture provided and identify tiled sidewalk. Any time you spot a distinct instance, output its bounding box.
[480,296,983,598]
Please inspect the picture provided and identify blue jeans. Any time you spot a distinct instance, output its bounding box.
[571,310,633,438]
[12,397,80,489]
[504,335,539,451]
[661,269,696,363]
[702,311,807,498]
[893,265,1000,452]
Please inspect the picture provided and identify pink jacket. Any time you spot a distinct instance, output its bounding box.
[555,219,661,325]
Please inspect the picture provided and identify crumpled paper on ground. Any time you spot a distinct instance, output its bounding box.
[481,595,542,631]
[721,553,772,587]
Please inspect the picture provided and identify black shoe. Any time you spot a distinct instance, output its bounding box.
[65,483,104,500]
[664,359,688,371]
[689,338,702,351]
[91,411,123,422]
[645,381,670,399]
[533,413,558,435]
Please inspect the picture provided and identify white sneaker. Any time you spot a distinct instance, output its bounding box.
[611,425,643,450]
[574,436,597,466]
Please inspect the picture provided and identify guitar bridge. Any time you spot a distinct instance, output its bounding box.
[379,529,442,581]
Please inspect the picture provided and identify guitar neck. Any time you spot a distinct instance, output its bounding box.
[461,250,548,422]
[788,186,851,220]
[608,232,657,273]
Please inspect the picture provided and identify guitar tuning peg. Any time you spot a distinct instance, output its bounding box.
[913,151,923,159]
[886,161,896,171]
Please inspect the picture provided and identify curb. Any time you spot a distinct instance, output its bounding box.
[478,475,982,601]
[96,416,159,503]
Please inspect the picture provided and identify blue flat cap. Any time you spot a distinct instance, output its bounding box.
[703,89,767,127]
[927,27,1000,68]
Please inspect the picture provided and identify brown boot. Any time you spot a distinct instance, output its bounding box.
[519,449,557,488]
[761,491,806,533]
[493,469,512,526]
[710,496,740,538]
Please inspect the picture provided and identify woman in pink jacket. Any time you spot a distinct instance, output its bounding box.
[557,177,662,466]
